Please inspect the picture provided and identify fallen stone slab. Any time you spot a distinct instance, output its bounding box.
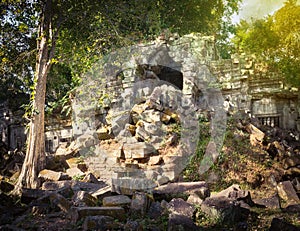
[111,112,131,137]
[102,195,131,207]
[212,184,255,206]
[277,181,300,205]
[201,196,248,224]
[56,185,74,199]
[70,206,126,222]
[253,194,281,209]
[140,109,162,123]
[42,180,73,191]
[167,198,195,218]
[211,184,241,198]
[42,180,108,195]
[38,169,64,181]
[246,124,265,146]
[153,181,208,195]
[91,186,111,198]
[29,191,71,213]
[73,191,98,207]
[66,157,82,169]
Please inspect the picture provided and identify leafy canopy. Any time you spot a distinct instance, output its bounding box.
[1,0,242,112]
[232,0,300,87]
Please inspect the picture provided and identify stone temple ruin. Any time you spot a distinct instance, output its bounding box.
[71,33,299,192]
[72,33,227,192]
[0,33,299,192]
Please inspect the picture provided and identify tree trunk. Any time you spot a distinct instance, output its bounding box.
[13,0,54,193]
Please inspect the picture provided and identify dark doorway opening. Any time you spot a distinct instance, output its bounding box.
[137,65,183,90]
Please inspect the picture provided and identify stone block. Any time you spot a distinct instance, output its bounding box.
[73,191,98,207]
[212,184,241,198]
[82,173,99,184]
[83,215,114,231]
[191,187,210,200]
[65,157,84,169]
[135,126,150,141]
[141,109,162,123]
[123,142,156,159]
[49,192,71,213]
[66,167,85,178]
[246,124,265,146]
[167,198,195,218]
[111,113,131,137]
[131,103,147,115]
[70,206,126,222]
[154,181,208,195]
[148,155,162,166]
[38,169,63,181]
[187,193,203,205]
[253,194,281,209]
[150,136,164,150]
[102,195,131,207]
[130,192,152,217]
[111,177,157,195]
[42,180,73,191]
[201,196,247,223]
[96,127,112,140]
[277,181,300,204]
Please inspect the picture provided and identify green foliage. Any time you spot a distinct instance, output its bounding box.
[232,0,300,87]
[0,0,37,105]
[72,174,85,181]
[1,0,242,121]
[158,0,241,58]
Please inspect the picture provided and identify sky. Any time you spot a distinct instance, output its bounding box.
[232,0,286,24]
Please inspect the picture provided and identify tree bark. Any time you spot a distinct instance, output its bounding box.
[13,0,54,193]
